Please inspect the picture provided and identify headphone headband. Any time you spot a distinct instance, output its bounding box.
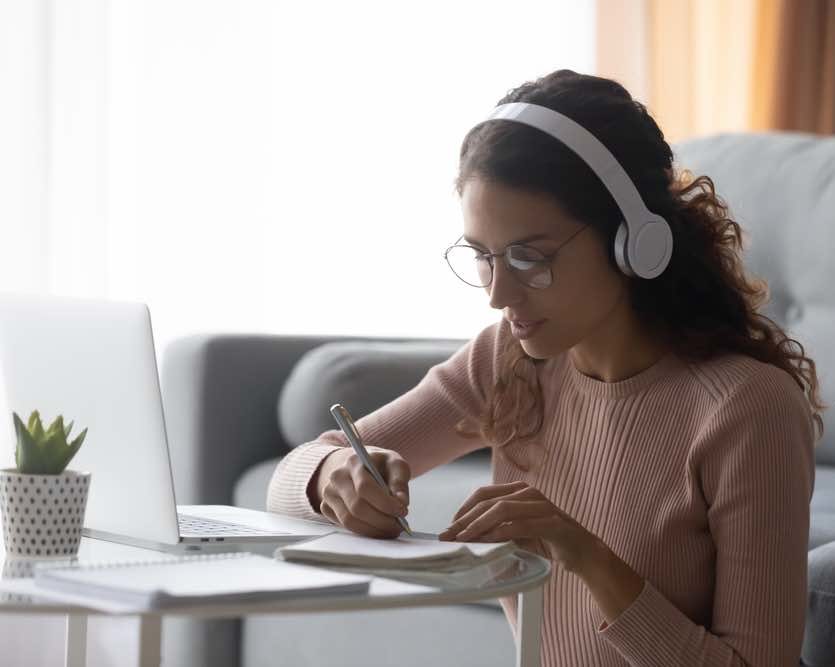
[477,102,672,279]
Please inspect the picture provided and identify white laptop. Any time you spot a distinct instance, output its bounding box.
[0,293,338,551]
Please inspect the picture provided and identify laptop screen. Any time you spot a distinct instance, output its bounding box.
[0,293,181,545]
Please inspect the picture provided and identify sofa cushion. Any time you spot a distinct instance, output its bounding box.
[234,458,281,511]
[277,339,465,448]
[802,540,835,667]
[810,465,835,550]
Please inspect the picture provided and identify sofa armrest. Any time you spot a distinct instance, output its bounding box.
[160,334,345,505]
[159,332,470,506]
[803,540,835,667]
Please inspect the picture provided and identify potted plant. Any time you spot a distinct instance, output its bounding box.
[0,411,89,558]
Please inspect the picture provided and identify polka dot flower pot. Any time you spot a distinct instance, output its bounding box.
[0,469,90,559]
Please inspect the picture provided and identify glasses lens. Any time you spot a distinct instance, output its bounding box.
[507,245,551,288]
[445,245,491,287]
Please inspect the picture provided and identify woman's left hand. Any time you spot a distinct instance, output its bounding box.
[438,480,603,575]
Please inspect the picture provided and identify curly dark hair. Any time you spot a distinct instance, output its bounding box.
[452,69,826,471]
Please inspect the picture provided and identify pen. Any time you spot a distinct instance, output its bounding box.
[329,403,414,536]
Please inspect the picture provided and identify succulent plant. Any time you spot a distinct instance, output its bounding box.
[12,410,88,474]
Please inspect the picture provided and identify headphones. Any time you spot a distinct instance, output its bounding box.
[478,102,673,279]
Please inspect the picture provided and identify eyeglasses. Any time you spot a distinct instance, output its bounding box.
[443,225,589,289]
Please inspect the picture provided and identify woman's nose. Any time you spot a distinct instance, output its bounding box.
[487,258,524,310]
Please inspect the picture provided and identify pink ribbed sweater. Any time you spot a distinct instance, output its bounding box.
[267,318,816,666]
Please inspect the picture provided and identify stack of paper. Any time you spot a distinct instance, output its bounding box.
[276,533,516,573]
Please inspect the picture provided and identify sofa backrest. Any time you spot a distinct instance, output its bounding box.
[673,132,835,464]
[278,340,466,448]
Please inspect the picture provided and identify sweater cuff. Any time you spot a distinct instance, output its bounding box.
[595,579,694,663]
[266,442,345,522]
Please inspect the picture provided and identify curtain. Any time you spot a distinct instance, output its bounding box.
[750,0,835,134]
[596,0,835,141]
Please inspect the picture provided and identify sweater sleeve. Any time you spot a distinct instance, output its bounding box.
[595,365,817,666]
[266,319,507,522]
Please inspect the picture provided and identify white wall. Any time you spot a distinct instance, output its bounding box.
[2,0,595,357]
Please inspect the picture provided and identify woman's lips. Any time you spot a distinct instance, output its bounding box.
[509,319,546,339]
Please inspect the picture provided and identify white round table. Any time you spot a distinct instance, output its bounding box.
[0,535,551,667]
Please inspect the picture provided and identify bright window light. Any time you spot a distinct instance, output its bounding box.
[1,0,595,357]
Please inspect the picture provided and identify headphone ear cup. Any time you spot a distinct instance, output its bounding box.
[614,221,634,277]
[614,218,672,279]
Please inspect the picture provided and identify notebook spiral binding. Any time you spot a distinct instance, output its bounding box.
[32,551,256,575]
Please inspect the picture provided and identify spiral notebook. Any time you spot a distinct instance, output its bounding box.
[31,552,372,612]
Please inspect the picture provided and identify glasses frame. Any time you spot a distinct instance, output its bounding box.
[443,225,589,289]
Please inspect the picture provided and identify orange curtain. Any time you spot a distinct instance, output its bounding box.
[596,0,835,141]
[750,0,835,134]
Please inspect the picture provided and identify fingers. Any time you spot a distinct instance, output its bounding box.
[319,497,339,525]
[451,481,530,521]
[465,520,519,542]
[320,454,408,537]
[440,483,551,542]
[453,500,553,540]
[441,498,547,540]
[350,451,410,517]
[476,521,552,556]
[318,447,411,540]
[473,523,553,563]
[321,488,402,539]
[385,456,411,506]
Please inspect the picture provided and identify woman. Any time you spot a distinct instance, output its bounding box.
[267,70,825,665]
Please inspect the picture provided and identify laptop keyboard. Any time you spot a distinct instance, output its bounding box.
[177,513,288,538]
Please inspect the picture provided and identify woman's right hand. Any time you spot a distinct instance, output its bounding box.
[316,447,411,539]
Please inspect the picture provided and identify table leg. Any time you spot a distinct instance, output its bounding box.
[137,615,162,667]
[65,614,88,667]
[516,585,543,667]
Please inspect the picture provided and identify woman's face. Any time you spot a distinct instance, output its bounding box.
[460,177,629,360]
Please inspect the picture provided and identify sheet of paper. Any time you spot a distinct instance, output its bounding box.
[280,532,513,560]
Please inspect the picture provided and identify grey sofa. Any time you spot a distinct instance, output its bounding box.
[160,131,835,667]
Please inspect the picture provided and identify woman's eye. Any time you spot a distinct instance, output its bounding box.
[510,246,546,261]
